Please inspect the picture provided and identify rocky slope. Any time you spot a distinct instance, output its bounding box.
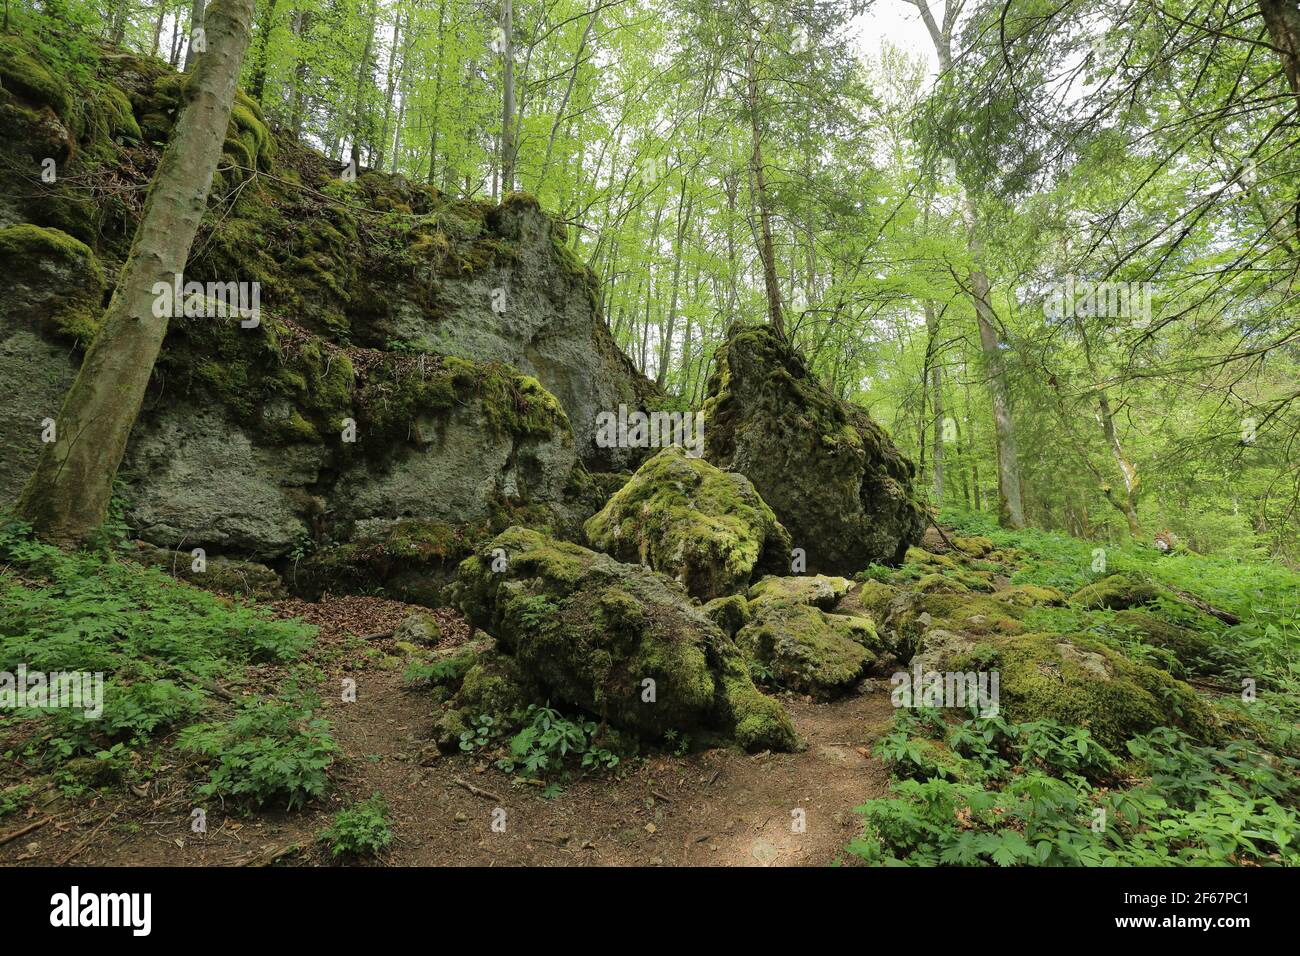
[0,37,654,581]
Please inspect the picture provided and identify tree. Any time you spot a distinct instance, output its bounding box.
[15,0,258,545]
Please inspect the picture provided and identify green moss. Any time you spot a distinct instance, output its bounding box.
[703,594,750,636]
[1109,610,1224,675]
[0,33,73,119]
[852,579,899,621]
[952,535,994,556]
[584,446,791,601]
[993,632,1218,750]
[737,601,878,699]
[747,574,853,610]
[0,223,106,342]
[354,353,568,448]
[454,527,796,750]
[1070,572,1168,610]
[993,583,1066,608]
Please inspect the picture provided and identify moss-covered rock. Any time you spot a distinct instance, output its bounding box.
[737,601,880,699]
[1109,609,1226,676]
[452,526,796,750]
[703,593,750,637]
[912,626,1218,749]
[0,223,105,342]
[126,541,284,599]
[993,583,1066,608]
[733,573,885,699]
[747,574,854,611]
[1070,572,1170,610]
[702,324,925,574]
[583,446,791,600]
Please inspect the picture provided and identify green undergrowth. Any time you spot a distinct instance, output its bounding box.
[318,793,393,859]
[847,708,1300,866]
[0,515,336,812]
[848,511,1300,865]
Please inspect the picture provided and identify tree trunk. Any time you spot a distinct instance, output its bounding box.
[349,0,377,168]
[745,40,784,338]
[427,0,449,184]
[970,248,1025,528]
[152,0,168,57]
[500,0,516,194]
[1260,0,1300,95]
[15,0,257,547]
[248,0,280,103]
[183,0,205,72]
[925,301,945,507]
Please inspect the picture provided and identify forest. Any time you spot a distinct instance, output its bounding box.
[0,0,1297,882]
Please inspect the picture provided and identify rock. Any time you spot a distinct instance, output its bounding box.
[737,601,878,699]
[127,541,284,599]
[702,324,925,574]
[1109,609,1226,676]
[0,48,655,570]
[993,584,1066,608]
[119,402,324,557]
[735,573,884,699]
[394,611,442,645]
[913,627,1217,750]
[0,224,104,502]
[702,593,750,637]
[747,574,854,611]
[452,526,797,751]
[583,446,791,601]
[1070,572,1171,610]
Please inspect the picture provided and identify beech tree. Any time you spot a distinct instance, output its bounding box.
[15,0,258,545]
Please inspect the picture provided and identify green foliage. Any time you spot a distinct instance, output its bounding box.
[179,695,337,811]
[850,714,1300,867]
[319,793,393,859]
[494,704,624,777]
[0,516,312,760]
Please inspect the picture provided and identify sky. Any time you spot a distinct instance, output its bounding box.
[851,0,940,79]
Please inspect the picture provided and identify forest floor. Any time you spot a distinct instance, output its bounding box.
[0,595,893,868]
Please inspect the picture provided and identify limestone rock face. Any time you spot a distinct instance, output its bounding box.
[0,47,653,570]
[702,325,925,575]
[583,446,790,601]
[452,527,798,751]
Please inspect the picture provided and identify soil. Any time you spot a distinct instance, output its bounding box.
[0,596,895,868]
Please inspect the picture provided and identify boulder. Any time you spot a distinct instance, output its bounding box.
[583,446,790,600]
[702,324,925,574]
[452,527,797,751]
[736,574,885,699]
[907,626,1218,749]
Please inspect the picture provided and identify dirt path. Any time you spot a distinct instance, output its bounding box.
[1,604,896,868]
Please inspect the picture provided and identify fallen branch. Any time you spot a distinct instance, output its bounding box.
[0,816,51,846]
[453,777,503,803]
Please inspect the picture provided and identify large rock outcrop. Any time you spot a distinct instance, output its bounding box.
[0,39,653,571]
[452,527,798,751]
[583,445,791,600]
[702,325,925,575]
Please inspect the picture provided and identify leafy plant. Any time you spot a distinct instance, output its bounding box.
[179,695,337,810]
[319,793,393,859]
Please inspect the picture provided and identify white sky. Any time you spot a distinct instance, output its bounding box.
[851,0,940,79]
